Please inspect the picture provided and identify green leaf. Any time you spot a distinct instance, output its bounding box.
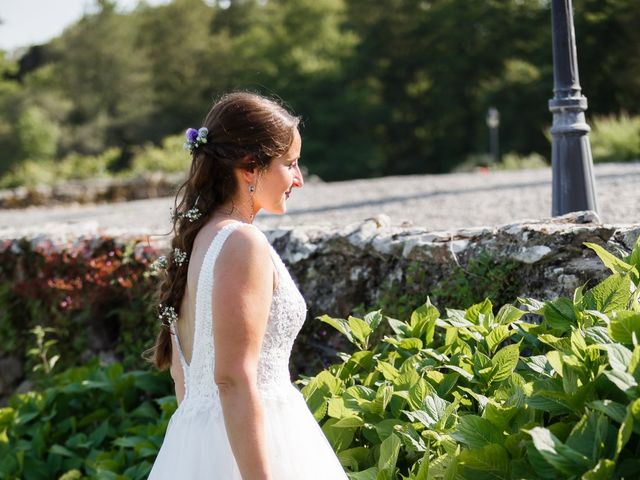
[410,299,438,344]
[589,400,627,424]
[562,364,579,395]
[332,416,365,428]
[347,466,378,480]
[485,325,514,354]
[348,316,373,347]
[452,415,504,449]
[525,427,592,475]
[521,355,553,377]
[414,447,430,480]
[337,446,371,472]
[327,397,359,420]
[405,394,449,428]
[374,419,405,442]
[377,433,401,474]
[629,345,640,379]
[585,326,613,344]
[490,344,520,384]
[544,297,577,332]
[604,369,638,393]
[458,443,510,475]
[584,242,635,276]
[616,409,633,459]
[318,315,354,343]
[321,417,355,451]
[386,317,410,336]
[609,311,640,345]
[376,361,399,382]
[364,310,383,331]
[495,304,525,325]
[582,459,616,480]
[627,236,640,270]
[407,377,435,410]
[301,371,342,421]
[50,444,75,458]
[603,343,632,372]
[583,274,632,315]
[466,299,494,327]
[565,412,608,460]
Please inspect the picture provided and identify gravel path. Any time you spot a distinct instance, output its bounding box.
[2,162,639,240]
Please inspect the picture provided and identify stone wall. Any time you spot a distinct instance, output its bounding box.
[1,210,638,403]
[265,211,639,318]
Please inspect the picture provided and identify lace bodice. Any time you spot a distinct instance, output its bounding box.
[171,221,308,419]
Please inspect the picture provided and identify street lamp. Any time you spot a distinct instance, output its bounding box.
[486,107,500,165]
[549,0,598,216]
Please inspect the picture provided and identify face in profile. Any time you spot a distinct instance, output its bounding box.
[255,129,303,214]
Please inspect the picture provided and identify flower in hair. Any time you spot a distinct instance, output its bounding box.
[183,195,203,222]
[150,255,168,273]
[173,248,188,266]
[183,127,209,152]
[184,206,202,222]
[158,304,178,327]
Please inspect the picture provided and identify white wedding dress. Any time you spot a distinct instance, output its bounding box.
[148,221,348,479]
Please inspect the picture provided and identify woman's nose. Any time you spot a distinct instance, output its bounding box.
[294,165,304,187]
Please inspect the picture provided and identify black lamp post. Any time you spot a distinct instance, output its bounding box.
[549,0,598,216]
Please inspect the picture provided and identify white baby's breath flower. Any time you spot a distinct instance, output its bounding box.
[173,248,188,266]
[184,206,202,222]
[158,304,178,327]
[150,255,168,273]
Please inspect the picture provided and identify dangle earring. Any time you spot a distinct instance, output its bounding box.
[248,185,255,222]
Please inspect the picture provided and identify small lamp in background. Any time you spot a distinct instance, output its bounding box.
[486,107,500,165]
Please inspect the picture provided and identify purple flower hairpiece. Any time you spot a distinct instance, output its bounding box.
[183,127,209,153]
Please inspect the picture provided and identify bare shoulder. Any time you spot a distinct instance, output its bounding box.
[216,224,271,271]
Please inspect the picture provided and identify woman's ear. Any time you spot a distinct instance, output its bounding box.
[237,155,257,186]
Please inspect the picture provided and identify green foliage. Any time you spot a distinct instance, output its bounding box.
[300,235,640,478]
[125,134,190,177]
[0,148,120,188]
[590,113,640,163]
[27,326,61,377]
[0,361,174,480]
[430,251,524,311]
[0,236,160,377]
[2,0,639,184]
[15,106,60,162]
[494,152,549,171]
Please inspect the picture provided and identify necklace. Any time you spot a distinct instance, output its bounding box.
[214,205,253,224]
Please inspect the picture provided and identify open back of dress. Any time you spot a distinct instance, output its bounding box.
[149,221,347,479]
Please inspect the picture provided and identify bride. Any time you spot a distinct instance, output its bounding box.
[146,92,348,479]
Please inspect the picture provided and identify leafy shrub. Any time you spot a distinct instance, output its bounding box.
[0,361,174,480]
[0,149,120,189]
[124,134,190,177]
[299,236,640,479]
[0,236,159,376]
[494,152,548,171]
[590,113,640,163]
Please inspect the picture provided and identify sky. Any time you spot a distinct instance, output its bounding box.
[0,0,171,52]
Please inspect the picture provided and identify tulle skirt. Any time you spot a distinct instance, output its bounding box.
[148,383,348,479]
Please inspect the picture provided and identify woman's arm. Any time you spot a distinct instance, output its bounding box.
[212,227,274,480]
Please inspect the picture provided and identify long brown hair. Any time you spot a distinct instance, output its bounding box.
[145,92,300,370]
